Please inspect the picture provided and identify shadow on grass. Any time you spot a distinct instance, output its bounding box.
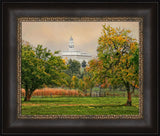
[90,104,137,108]
[23,100,72,103]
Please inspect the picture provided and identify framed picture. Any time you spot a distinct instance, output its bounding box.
[2,1,158,135]
[17,17,143,120]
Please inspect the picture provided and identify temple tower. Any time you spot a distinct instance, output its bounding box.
[68,36,74,51]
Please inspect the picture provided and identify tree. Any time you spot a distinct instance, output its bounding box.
[129,47,139,94]
[100,78,110,96]
[45,54,67,87]
[88,59,107,95]
[71,76,79,89]
[35,45,51,60]
[84,67,95,96]
[22,45,48,101]
[78,78,88,95]
[63,74,72,89]
[22,44,66,101]
[82,60,87,68]
[94,25,139,106]
[65,59,81,78]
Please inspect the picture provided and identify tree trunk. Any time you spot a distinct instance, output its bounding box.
[24,86,28,101]
[83,89,87,96]
[120,86,122,91]
[90,88,92,97]
[105,89,107,96]
[126,91,132,106]
[125,83,132,106]
[131,86,135,94]
[85,90,87,96]
[24,90,28,101]
[24,89,33,101]
[112,87,115,91]
[109,86,112,91]
[99,87,102,97]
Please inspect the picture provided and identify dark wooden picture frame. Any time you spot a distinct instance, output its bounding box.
[2,1,158,135]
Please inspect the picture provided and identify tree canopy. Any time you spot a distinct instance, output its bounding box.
[22,44,66,101]
[65,59,81,78]
[88,25,139,105]
[82,60,87,68]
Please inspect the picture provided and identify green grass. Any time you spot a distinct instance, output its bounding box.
[21,96,139,115]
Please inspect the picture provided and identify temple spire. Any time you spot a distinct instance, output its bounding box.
[70,36,73,41]
[68,36,74,51]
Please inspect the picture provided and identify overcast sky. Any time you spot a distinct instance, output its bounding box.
[22,22,139,57]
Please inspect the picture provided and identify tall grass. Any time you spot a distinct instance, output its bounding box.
[21,88,139,97]
[21,88,83,97]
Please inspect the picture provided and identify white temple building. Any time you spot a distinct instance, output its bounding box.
[61,37,93,64]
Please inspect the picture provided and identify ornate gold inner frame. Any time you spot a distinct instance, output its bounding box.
[17,17,143,119]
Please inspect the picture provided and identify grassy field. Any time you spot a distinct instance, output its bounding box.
[21,96,139,115]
